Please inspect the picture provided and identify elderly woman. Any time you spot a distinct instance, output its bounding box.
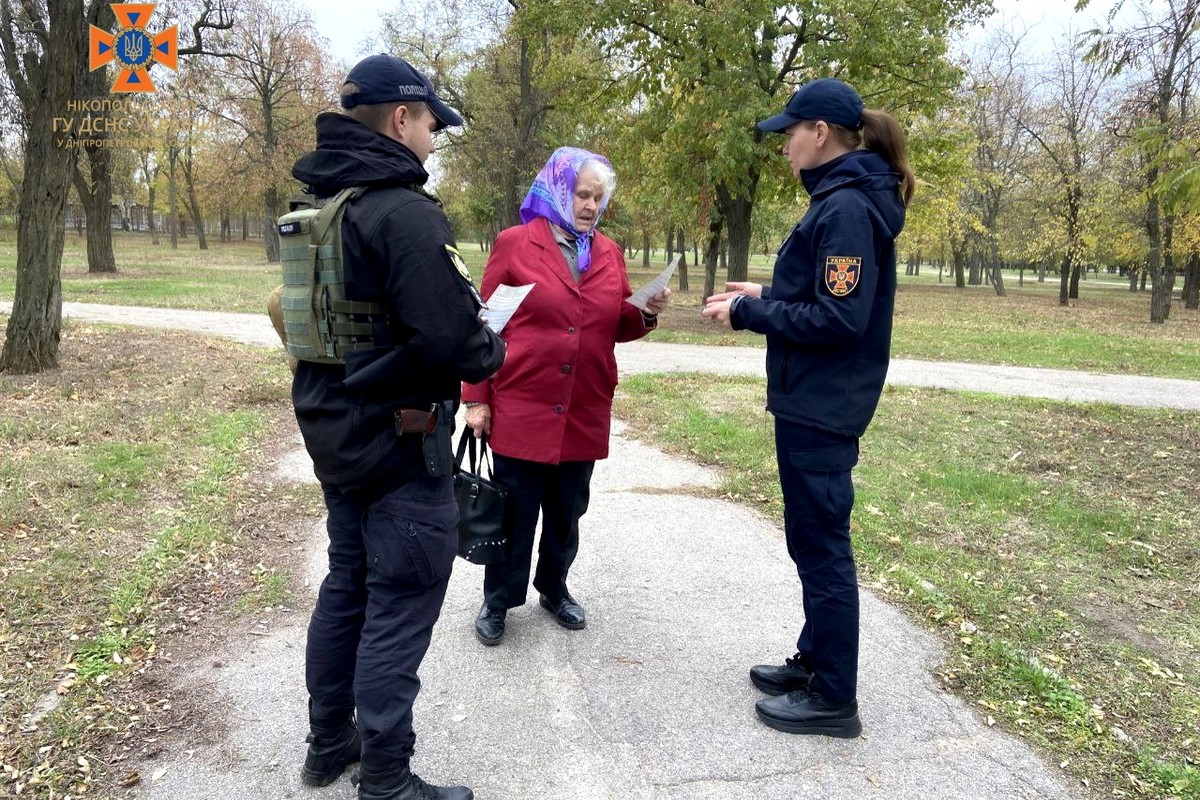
[462,146,670,645]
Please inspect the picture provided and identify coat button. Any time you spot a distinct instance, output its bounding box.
[567,326,576,334]
[560,364,571,374]
[554,404,565,414]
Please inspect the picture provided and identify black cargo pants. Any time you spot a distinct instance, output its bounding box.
[305,474,457,771]
[775,418,861,706]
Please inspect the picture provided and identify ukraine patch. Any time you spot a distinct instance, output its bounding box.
[825,256,862,297]
[445,244,484,308]
[445,244,471,280]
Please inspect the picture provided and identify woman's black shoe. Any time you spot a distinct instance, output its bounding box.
[538,593,586,629]
[755,689,862,738]
[474,603,506,645]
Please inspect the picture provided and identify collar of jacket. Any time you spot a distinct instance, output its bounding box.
[291,112,430,196]
[528,217,609,291]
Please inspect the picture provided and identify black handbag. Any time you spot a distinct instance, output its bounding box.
[453,430,509,564]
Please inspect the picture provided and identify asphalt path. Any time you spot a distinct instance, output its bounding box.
[7,300,1194,798]
[7,301,1197,410]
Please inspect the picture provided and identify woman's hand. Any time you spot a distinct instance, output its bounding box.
[644,287,672,316]
[465,403,492,438]
[700,297,735,328]
[702,281,762,329]
[706,281,762,303]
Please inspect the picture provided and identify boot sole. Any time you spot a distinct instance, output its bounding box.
[755,708,863,738]
[538,596,586,630]
[474,625,504,646]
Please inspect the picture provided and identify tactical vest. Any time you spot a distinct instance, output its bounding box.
[276,187,388,363]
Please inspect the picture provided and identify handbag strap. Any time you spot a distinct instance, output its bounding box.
[455,429,494,477]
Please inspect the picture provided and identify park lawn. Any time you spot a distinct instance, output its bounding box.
[0,323,323,798]
[1,231,1197,378]
[614,374,1200,800]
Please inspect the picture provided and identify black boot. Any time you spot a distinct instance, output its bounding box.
[356,760,474,800]
[300,716,361,787]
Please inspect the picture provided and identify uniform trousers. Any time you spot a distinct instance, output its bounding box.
[306,474,458,772]
[483,454,595,609]
[774,418,861,705]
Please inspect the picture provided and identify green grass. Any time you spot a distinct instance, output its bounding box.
[3,230,1196,377]
[615,374,1200,800]
[0,323,323,797]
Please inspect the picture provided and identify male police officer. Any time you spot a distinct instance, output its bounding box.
[290,55,505,800]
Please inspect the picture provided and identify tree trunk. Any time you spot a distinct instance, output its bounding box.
[719,179,756,283]
[952,238,967,288]
[148,184,160,245]
[1183,252,1199,310]
[1058,254,1071,306]
[641,231,650,269]
[967,244,982,286]
[702,218,722,303]
[72,145,117,273]
[1144,167,1169,323]
[183,151,208,250]
[242,208,249,240]
[1068,262,1082,299]
[263,185,281,262]
[75,3,116,274]
[989,238,1005,297]
[167,150,179,250]
[676,227,689,292]
[0,0,85,374]
[665,225,674,263]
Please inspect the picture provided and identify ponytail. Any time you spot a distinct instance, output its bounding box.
[861,109,915,206]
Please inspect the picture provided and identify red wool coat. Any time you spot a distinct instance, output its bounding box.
[461,217,654,464]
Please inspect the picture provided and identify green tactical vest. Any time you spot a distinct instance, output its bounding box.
[276,186,388,363]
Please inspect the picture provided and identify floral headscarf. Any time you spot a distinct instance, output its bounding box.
[518,146,614,273]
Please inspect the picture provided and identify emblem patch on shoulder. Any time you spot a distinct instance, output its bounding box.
[825,256,862,297]
[444,244,485,307]
[445,245,471,281]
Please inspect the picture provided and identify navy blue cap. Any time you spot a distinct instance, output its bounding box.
[341,54,463,131]
[757,78,864,133]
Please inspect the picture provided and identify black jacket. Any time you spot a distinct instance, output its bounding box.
[290,112,505,491]
[731,149,906,439]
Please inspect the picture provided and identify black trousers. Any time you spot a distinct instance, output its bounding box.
[306,474,457,771]
[483,454,595,609]
[774,418,860,705]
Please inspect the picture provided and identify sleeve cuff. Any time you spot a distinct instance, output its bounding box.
[729,295,747,330]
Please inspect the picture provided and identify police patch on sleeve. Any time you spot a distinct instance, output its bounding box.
[825,256,862,297]
[444,244,485,308]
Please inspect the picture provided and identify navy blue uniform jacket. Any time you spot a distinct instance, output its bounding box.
[290,113,505,491]
[731,150,906,439]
